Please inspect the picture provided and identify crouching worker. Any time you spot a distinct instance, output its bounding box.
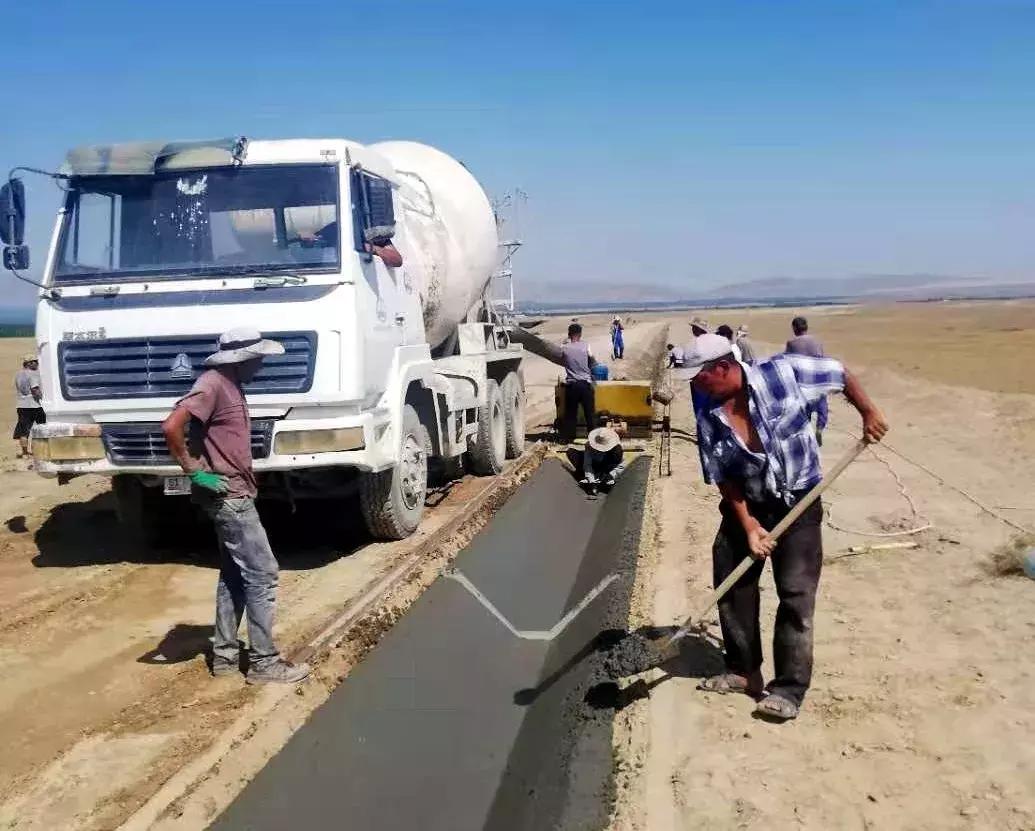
[581,426,625,495]
[162,327,310,685]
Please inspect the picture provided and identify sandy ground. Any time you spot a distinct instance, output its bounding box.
[2,300,1034,829]
[0,322,663,831]
[607,303,1035,830]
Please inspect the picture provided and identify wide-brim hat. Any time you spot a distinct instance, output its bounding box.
[587,427,621,453]
[22,353,38,364]
[690,316,709,332]
[205,327,284,366]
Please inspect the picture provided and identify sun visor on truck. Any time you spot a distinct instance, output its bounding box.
[61,137,248,176]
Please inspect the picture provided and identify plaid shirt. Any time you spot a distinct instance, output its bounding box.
[697,354,846,504]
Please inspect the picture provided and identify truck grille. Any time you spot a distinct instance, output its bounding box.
[102,420,274,466]
[58,332,316,400]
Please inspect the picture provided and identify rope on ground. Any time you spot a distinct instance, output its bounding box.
[833,427,1034,536]
[824,442,933,538]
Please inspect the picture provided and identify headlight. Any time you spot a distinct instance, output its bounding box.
[34,436,106,462]
[273,428,365,455]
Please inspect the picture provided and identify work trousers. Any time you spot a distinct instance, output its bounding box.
[199,496,281,670]
[712,496,823,706]
[561,380,595,444]
[612,334,624,359]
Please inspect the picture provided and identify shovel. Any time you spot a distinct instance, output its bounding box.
[606,438,869,678]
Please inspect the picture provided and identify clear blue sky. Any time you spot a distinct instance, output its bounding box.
[3,0,1033,307]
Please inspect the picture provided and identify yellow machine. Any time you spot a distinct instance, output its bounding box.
[554,379,656,438]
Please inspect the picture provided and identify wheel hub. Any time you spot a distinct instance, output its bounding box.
[399,434,426,510]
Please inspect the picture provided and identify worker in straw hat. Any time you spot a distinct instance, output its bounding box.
[13,352,45,459]
[580,426,626,495]
[162,327,310,685]
[684,333,887,721]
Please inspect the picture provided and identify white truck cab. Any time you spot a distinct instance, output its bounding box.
[0,137,524,542]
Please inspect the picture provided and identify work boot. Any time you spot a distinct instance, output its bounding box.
[246,659,311,685]
[210,657,239,678]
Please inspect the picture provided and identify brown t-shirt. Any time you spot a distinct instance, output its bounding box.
[175,369,256,498]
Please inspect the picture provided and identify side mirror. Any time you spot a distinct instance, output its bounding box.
[1,179,29,271]
[0,179,26,246]
[3,246,29,271]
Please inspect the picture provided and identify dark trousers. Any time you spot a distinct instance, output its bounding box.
[712,497,823,706]
[561,380,595,443]
[813,395,829,431]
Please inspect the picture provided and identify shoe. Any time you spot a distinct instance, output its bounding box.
[211,658,239,678]
[246,659,311,685]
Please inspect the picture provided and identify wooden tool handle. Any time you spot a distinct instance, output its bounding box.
[680,439,869,631]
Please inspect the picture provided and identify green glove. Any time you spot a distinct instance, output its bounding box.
[190,470,229,494]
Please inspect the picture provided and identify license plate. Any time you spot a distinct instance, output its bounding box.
[164,475,191,496]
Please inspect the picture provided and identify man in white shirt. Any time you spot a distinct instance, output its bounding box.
[13,354,45,458]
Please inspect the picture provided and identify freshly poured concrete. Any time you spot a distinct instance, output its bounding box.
[212,458,649,831]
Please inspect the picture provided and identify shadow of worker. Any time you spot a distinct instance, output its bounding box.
[138,623,214,666]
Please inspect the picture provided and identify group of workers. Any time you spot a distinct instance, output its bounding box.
[13,304,887,718]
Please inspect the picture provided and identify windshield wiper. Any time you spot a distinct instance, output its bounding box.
[219,266,309,287]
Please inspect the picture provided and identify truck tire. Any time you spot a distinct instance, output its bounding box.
[361,404,430,540]
[469,378,506,475]
[112,475,187,551]
[501,371,525,459]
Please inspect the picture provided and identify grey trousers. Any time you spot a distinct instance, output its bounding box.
[712,497,824,706]
[200,496,280,669]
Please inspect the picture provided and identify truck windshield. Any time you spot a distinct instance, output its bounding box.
[53,164,340,284]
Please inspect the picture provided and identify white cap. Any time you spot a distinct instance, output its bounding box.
[683,333,734,379]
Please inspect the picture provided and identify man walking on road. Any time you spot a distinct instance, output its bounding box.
[785,316,828,445]
[685,334,887,721]
[13,354,45,459]
[162,327,310,685]
[559,323,597,444]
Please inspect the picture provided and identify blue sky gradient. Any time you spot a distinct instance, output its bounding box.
[2,0,1033,307]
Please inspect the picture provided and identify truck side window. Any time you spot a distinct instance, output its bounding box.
[350,170,396,254]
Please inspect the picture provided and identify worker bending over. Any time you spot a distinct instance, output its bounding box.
[685,334,887,721]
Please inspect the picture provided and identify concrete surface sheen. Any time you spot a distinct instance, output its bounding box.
[211,459,649,831]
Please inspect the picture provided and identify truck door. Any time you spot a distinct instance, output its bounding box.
[352,170,403,398]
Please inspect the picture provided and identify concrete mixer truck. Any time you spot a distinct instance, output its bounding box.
[0,137,525,541]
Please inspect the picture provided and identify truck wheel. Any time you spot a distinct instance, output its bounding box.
[361,404,429,540]
[501,371,525,459]
[112,475,186,552]
[469,378,506,475]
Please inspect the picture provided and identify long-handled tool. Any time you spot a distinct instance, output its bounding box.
[606,438,869,678]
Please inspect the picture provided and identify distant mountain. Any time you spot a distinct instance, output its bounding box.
[700,273,1035,301]
[518,273,1035,310]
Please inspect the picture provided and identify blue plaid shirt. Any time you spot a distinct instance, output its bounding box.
[697,354,846,504]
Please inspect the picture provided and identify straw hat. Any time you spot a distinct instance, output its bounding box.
[205,327,284,366]
[690,316,709,332]
[22,353,38,364]
[587,427,621,453]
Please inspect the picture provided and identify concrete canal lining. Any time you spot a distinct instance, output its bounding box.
[211,456,650,831]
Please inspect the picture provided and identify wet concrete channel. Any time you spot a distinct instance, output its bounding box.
[212,457,650,831]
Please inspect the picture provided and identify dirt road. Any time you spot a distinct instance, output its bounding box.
[608,306,1035,830]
